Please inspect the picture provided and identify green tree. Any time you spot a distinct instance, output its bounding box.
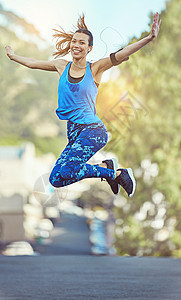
[0,5,66,156]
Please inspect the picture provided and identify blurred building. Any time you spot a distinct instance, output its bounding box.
[0,142,55,197]
[0,194,25,242]
[0,142,55,242]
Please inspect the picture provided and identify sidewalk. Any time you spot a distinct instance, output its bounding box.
[0,255,181,299]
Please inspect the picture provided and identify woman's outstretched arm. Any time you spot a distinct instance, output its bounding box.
[114,12,161,63]
[5,46,65,72]
[93,12,161,77]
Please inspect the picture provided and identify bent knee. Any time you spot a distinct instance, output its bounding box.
[60,164,73,179]
[49,173,57,187]
[49,171,63,188]
[50,162,80,182]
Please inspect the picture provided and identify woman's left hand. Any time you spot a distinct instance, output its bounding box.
[151,12,162,39]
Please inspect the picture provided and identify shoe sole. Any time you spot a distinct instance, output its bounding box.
[127,168,136,197]
[111,158,120,194]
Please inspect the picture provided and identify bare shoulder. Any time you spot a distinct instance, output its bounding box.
[91,57,113,74]
[53,59,70,76]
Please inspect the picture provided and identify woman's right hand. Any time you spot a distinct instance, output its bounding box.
[5,45,15,59]
[150,12,161,39]
[4,45,61,71]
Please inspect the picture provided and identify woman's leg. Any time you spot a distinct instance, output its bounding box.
[49,121,82,186]
[49,122,115,188]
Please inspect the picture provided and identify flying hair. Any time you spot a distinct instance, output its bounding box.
[52,13,93,58]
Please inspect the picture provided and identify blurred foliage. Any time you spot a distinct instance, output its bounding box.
[95,0,181,257]
[0,4,66,156]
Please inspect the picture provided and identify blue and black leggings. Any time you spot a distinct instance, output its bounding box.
[49,120,115,188]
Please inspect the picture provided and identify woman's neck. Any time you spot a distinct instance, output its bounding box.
[72,58,87,69]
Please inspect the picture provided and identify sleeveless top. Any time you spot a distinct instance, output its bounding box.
[56,61,102,124]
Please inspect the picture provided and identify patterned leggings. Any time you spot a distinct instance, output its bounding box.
[49,120,115,188]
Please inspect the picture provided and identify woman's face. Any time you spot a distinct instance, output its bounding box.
[70,32,92,60]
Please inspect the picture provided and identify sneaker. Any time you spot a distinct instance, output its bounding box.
[115,168,136,197]
[102,158,120,195]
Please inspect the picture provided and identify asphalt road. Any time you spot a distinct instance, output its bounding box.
[0,255,181,300]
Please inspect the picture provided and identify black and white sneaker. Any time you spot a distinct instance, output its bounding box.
[115,168,136,197]
[102,158,120,195]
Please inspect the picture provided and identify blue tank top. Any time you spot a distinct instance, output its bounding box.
[56,61,102,124]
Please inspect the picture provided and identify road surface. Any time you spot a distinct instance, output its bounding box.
[0,255,181,299]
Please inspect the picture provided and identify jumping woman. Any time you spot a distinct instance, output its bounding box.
[5,13,161,197]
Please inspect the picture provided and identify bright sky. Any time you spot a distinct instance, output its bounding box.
[1,0,168,61]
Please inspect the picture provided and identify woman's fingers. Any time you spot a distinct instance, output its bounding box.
[151,12,161,38]
[5,45,14,59]
[154,12,160,26]
[155,12,159,23]
[5,45,11,53]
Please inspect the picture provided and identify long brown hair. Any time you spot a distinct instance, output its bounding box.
[52,14,92,58]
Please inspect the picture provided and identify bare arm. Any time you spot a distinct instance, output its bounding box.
[5,46,60,71]
[93,12,161,77]
[115,35,153,62]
